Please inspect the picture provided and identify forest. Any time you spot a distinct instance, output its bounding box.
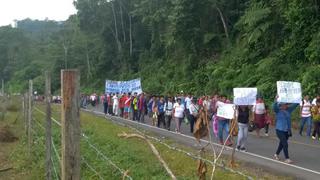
[0,0,319,99]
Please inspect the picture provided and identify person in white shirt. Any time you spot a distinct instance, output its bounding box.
[189,98,199,133]
[299,95,312,136]
[173,98,185,133]
[164,97,174,131]
[185,95,192,110]
[112,93,119,116]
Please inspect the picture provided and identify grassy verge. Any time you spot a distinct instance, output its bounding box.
[3,98,291,179]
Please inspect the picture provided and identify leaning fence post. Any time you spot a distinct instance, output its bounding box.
[61,69,80,180]
[45,71,52,180]
[28,80,33,155]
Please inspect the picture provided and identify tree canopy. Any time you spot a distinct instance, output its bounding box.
[0,0,319,97]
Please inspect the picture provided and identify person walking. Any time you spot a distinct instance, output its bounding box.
[236,105,250,152]
[152,96,159,126]
[311,99,320,140]
[189,97,199,133]
[216,95,232,146]
[164,97,174,131]
[252,97,266,137]
[173,98,185,133]
[299,95,312,136]
[157,96,166,128]
[132,93,139,121]
[103,93,108,117]
[138,93,146,123]
[112,93,119,116]
[273,96,299,164]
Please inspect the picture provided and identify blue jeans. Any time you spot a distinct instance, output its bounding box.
[218,120,230,142]
[276,129,289,159]
[300,116,312,136]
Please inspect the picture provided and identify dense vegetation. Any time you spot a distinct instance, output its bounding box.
[0,0,319,98]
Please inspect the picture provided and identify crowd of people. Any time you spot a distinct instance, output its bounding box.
[80,92,320,164]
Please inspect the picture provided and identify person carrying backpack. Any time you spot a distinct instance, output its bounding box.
[164,97,174,131]
[189,97,199,133]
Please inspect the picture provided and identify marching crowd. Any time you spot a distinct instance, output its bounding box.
[81,92,320,164]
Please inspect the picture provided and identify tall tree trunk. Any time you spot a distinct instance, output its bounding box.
[120,0,126,42]
[111,1,122,52]
[85,42,92,81]
[129,14,133,56]
[63,42,68,69]
[216,7,229,41]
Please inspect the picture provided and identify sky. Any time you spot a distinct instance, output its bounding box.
[0,0,77,26]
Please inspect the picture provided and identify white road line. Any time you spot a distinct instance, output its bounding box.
[84,109,320,176]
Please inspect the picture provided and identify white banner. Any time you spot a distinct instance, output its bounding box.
[105,78,142,94]
[277,81,301,103]
[217,102,235,119]
[233,88,257,105]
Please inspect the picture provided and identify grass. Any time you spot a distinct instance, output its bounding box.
[1,98,291,179]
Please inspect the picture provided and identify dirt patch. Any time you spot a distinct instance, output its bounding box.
[0,126,18,142]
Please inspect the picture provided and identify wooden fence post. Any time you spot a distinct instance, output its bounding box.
[28,80,33,155]
[61,70,80,180]
[45,71,52,180]
[24,93,28,136]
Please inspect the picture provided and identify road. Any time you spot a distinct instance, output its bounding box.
[86,104,320,180]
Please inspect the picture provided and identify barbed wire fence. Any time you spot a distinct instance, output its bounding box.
[22,70,133,180]
[21,70,253,180]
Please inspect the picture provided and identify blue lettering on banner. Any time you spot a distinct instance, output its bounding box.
[105,78,142,94]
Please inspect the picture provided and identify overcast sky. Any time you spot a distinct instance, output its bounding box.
[0,0,77,26]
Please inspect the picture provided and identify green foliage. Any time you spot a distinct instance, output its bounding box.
[0,0,320,100]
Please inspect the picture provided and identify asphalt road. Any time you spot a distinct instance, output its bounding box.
[86,104,320,180]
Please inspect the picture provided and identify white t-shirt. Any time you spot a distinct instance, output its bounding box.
[173,103,185,118]
[189,103,199,117]
[253,103,265,115]
[312,98,317,106]
[300,100,311,117]
[185,97,191,110]
[164,101,174,115]
[112,95,119,105]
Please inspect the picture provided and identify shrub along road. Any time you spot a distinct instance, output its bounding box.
[87,104,320,180]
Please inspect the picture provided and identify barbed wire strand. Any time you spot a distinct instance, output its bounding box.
[107,118,254,180]
[34,107,132,180]
[81,157,105,180]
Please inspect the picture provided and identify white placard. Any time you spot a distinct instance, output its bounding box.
[217,101,235,119]
[233,88,257,105]
[277,81,301,103]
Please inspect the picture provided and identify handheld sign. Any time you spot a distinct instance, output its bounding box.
[217,101,235,119]
[277,81,301,103]
[233,88,257,105]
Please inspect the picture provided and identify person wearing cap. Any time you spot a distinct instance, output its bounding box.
[273,96,299,164]
[189,97,200,133]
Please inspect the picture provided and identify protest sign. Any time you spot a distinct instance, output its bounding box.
[105,78,142,94]
[217,102,235,119]
[277,81,301,103]
[233,88,257,105]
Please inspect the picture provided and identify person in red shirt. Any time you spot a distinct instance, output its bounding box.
[123,93,131,119]
[119,93,125,117]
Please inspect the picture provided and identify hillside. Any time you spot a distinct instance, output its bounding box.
[0,0,319,97]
